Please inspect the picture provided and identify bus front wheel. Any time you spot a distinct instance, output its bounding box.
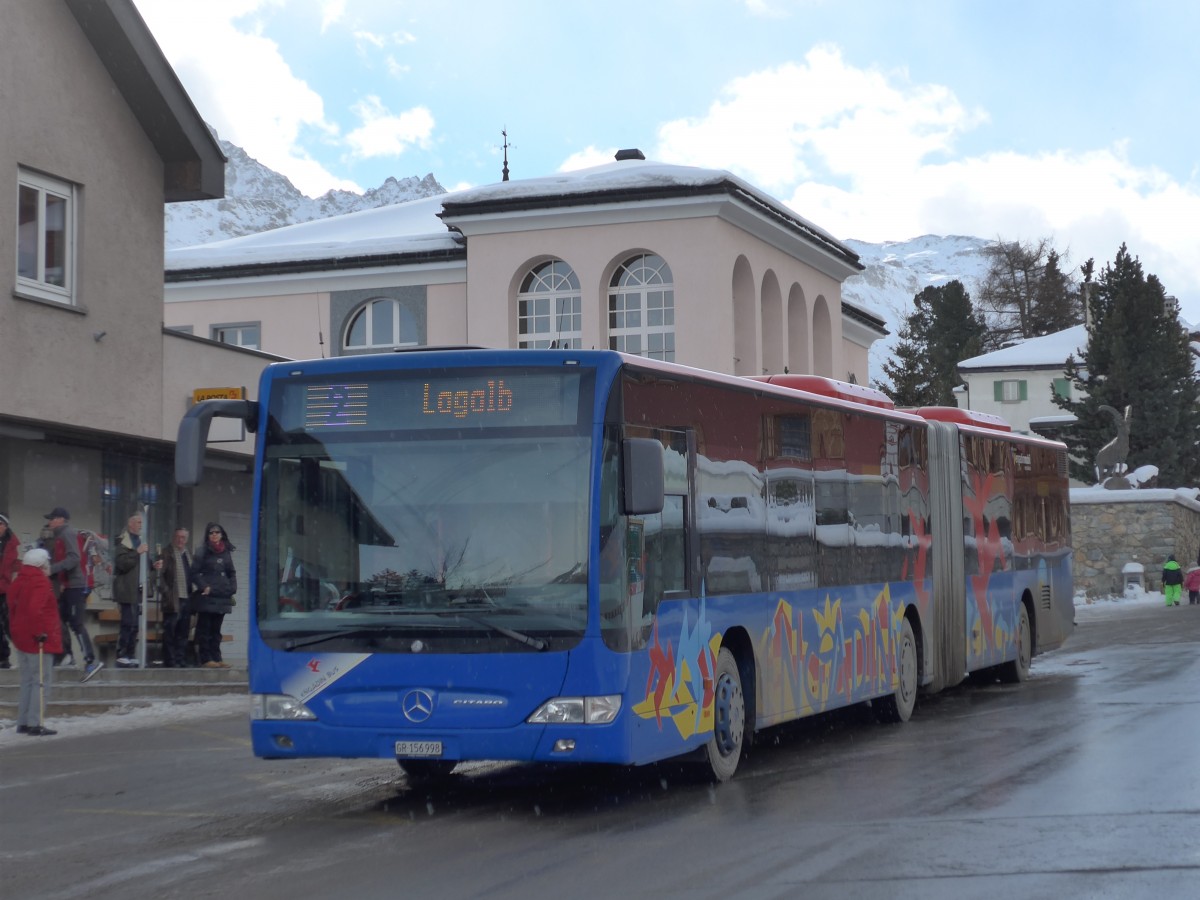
[876,618,917,723]
[701,647,746,782]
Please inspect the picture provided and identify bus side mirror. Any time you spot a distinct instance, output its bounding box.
[176,399,259,487]
[623,438,664,516]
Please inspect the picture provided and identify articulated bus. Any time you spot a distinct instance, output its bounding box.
[177,349,1073,781]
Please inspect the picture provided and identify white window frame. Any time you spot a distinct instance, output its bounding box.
[517,260,582,349]
[211,322,261,350]
[343,298,419,351]
[996,379,1026,403]
[16,168,77,306]
[608,254,675,361]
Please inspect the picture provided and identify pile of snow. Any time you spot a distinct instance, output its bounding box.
[0,692,248,750]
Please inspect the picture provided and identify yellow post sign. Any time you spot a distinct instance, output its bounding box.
[192,387,245,404]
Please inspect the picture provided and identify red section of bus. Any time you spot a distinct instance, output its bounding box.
[907,406,1012,432]
[750,374,895,409]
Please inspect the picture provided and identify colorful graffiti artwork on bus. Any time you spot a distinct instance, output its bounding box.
[962,467,1023,667]
[756,588,903,722]
[631,597,720,740]
[633,586,906,741]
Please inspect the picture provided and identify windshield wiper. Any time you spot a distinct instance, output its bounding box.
[277,624,413,651]
[437,611,547,651]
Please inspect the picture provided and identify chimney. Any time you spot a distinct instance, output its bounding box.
[614,148,645,161]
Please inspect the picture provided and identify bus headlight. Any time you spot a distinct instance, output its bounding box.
[252,693,317,721]
[527,695,621,725]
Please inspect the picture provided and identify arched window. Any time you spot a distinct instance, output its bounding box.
[517,260,582,349]
[344,298,419,350]
[608,254,674,361]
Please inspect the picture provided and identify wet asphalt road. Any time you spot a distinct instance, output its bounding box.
[2,602,1198,900]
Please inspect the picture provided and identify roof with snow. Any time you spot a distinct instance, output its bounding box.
[439,158,860,271]
[166,193,460,276]
[166,157,864,284]
[957,324,1088,372]
[957,322,1200,376]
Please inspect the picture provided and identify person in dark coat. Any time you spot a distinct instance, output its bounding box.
[112,512,151,667]
[191,522,236,668]
[0,513,20,669]
[7,548,63,735]
[155,527,195,667]
[43,507,99,678]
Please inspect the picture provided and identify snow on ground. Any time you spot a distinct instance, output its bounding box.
[0,587,1184,750]
[0,693,249,750]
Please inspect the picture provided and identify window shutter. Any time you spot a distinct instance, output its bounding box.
[1019,380,1028,401]
[994,381,1003,401]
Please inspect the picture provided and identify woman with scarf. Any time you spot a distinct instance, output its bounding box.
[191,522,236,668]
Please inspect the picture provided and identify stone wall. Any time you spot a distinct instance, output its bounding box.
[1071,488,1200,597]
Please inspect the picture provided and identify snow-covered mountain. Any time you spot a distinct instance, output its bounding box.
[165,134,446,248]
[164,137,997,385]
[840,235,995,384]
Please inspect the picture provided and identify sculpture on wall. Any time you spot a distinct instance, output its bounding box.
[1095,404,1132,488]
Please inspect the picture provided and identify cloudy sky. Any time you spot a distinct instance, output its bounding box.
[131,0,1199,322]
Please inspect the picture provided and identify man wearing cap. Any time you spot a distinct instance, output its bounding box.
[43,508,103,682]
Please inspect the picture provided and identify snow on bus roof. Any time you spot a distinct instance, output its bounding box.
[750,374,894,409]
[908,406,1013,432]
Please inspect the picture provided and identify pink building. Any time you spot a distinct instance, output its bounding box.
[164,153,887,385]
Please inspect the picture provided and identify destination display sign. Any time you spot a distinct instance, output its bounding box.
[274,368,586,432]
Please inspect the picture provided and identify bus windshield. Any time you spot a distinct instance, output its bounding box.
[257,367,594,653]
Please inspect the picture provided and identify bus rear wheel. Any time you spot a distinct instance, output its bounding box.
[700,648,746,782]
[875,618,917,723]
[999,604,1032,683]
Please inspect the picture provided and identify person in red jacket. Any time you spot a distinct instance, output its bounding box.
[1184,565,1200,606]
[0,513,20,668]
[7,547,63,736]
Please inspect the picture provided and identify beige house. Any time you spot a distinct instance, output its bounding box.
[164,155,887,382]
[2,0,279,660]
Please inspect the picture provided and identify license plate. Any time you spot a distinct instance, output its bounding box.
[395,740,443,758]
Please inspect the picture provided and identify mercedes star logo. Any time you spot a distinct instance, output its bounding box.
[402,689,434,723]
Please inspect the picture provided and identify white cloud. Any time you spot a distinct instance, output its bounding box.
[319,0,346,32]
[651,44,1200,309]
[739,0,806,18]
[345,97,435,159]
[353,29,386,49]
[133,0,357,197]
[656,46,986,195]
[558,146,619,172]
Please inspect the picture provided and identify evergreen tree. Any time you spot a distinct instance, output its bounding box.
[977,238,1083,351]
[1054,245,1200,486]
[879,281,986,407]
[1028,249,1078,335]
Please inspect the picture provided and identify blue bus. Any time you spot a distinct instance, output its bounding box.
[176,349,1073,781]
